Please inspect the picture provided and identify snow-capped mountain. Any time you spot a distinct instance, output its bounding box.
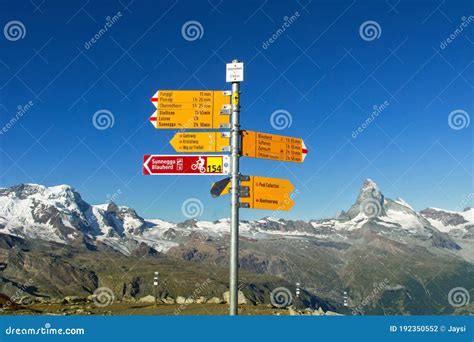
[420,207,473,237]
[0,184,147,251]
[0,180,469,256]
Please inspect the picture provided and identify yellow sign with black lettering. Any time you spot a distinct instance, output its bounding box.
[241,130,307,163]
[149,90,230,129]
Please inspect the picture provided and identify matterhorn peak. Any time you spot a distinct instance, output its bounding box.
[362,178,379,191]
[357,179,383,203]
[344,179,385,220]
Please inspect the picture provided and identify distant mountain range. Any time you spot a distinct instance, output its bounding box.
[0,179,473,314]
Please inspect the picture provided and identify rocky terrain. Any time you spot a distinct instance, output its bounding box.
[0,179,472,315]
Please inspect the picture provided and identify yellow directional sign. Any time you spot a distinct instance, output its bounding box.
[239,176,295,211]
[210,177,231,198]
[170,132,230,153]
[149,90,230,129]
[241,130,308,163]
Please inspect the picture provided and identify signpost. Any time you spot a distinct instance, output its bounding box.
[242,130,308,163]
[169,132,230,153]
[149,90,231,129]
[143,155,230,176]
[239,176,295,211]
[144,59,308,316]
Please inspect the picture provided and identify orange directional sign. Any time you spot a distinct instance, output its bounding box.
[170,132,230,153]
[149,90,230,129]
[239,176,295,211]
[241,131,308,163]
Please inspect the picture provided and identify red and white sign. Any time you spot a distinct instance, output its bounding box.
[143,155,230,176]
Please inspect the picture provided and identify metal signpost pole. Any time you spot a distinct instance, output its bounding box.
[229,59,241,316]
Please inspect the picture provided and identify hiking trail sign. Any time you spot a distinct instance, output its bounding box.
[144,60,308,316]
[169,132,230,153]
[241,130,307,163]
[149,90,231,129]
[143,155,230,175]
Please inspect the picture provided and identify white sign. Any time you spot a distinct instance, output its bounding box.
[226,62,244,82]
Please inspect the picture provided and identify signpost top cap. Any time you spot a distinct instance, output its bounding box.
[226,62,244,83]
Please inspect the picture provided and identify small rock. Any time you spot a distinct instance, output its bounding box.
[184,297,195,304]
[325,310,342,316]
[206,297,222,304]
[138,295,157,303]
[195,296,207,304]
[223,291,248,305]
[162,297,175,304]
[288,307,300,316]
[18,296,34,305]
[63,296,85,304]
[176,296,186,304]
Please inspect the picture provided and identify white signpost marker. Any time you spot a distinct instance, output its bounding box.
[226,62,244,82]
[154,271,159,306]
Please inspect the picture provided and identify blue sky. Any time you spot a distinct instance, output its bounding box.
[0,0,473,222]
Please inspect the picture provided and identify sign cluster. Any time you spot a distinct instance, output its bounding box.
[143,63,308,212]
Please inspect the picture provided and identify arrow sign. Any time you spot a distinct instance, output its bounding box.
[149,90,231,129]
[170,132,230,153]
[143,155,230,175]
[241,131,308,163]
[210,177,231,198]
[239,176,295,211]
